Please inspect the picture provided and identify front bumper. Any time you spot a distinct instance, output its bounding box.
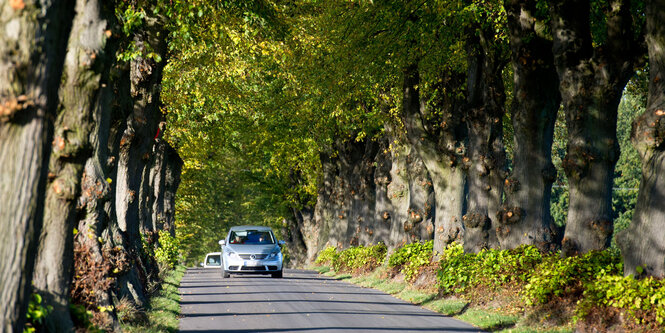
[223,253,283,274]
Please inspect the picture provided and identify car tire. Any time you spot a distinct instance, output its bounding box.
[221,269,230,278]
[271,270,283,278]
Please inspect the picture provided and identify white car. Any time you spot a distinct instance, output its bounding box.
[218,225,285,278]
[201,252,222,268]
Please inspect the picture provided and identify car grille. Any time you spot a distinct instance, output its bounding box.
[239,254,268,260]
[241,266,266,271]
[228,266,239,270]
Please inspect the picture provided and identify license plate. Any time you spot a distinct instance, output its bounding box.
[245,261,261,267]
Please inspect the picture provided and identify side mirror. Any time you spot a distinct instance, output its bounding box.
[278,240,286,246]
[200,262,204,267]
[219,239,226,246]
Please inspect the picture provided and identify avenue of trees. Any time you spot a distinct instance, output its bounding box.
[166,0,664,280]
[1,0,664,331]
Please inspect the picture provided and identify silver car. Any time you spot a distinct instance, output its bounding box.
[218,225,285,278]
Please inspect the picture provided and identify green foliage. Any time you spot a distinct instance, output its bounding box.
[577,275,665,325]
[155,230,181,269]
[69,303,100,332]
[330,243,387,274]
[23,293,52,333]
[122,265,185,333]
[611,90,643,246]
[437,243,543,294]
[437,243,476,294]
[116,6,146,36]
[141,233,155,261]
[388,240,433,282]
[523,250,622,306]
[315,246,339,266]
[473,245,543,286]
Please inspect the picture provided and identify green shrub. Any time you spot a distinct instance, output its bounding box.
[473,245,543,286]
[437,242,477,294]
[24,293,52,333]
[388,240,433,282]
[315,246,338,266]
[577,275,665,325]
[155,230,180,269]
[436,243,545,295]
[69,303,100,332]
[523,250,622,306]
[331,243,387,273]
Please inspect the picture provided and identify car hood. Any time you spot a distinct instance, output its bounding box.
[225,244,279,254]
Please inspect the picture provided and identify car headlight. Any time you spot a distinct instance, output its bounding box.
[269,249,281,258]
[224,248,237,258]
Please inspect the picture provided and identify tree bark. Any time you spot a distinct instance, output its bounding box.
[463,27,507,252]
[617,0,665,278]
[499,0,562,252]
[550,0,641,256]
[31,0,115,330]
[286,207,313,266]
[115,14,169,305]
[0,1,73,331]
[402,64,467,255]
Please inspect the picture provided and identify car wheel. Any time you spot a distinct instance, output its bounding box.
[221,269,230,278]
[271,270,283,278]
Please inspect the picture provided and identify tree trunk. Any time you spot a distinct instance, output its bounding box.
[550,0,641,256]
[31,0,115,330]
[160,143,183,234]
[617,0,665,278]
[70,51,133,329]
[499,0,562,252]
[402,64,467,255]
[463,28,507,252]
[0,1,73,331]
[286,207,313,266]
[115,14,169,305]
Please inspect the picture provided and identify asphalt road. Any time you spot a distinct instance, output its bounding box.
[179,268,483,333]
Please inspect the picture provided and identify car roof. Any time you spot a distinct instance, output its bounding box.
[205,252,221,256]
[229,225,274,232]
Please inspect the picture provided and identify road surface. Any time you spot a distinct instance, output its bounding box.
[179,268,483,333]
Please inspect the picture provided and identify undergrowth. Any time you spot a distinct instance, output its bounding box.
[313,241,665,332]
[122,265,185,333]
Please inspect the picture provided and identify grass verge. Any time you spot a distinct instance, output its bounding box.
[122,265,185,333]
[314,264,575,333]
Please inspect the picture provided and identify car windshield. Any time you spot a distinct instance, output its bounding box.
[205,254,221,266]
[229,230,274,244]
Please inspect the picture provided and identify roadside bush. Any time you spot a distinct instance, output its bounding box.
[388,240,433,282]
[436,244,545,295]
[473,245,543,286]
[332,243,387,274]
[437,243,476,294]
[315,246,338,266]
[523,249,622,306]
[577,275,665,326]
[155,230,180,269]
